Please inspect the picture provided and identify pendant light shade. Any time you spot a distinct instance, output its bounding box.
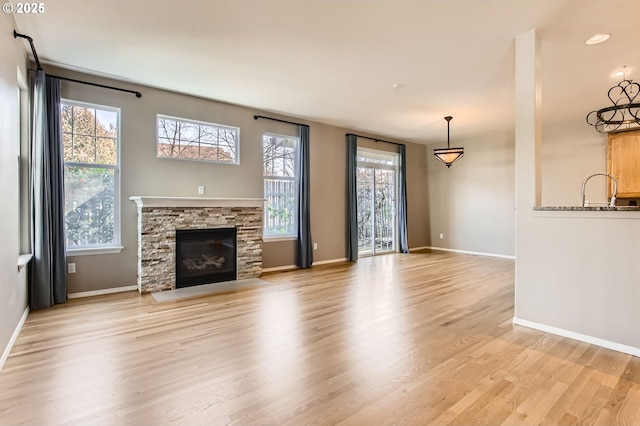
[434,116,464,167]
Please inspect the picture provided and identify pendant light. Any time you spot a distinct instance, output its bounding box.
[433,116,464,167]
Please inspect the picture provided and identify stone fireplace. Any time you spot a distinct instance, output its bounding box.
[130,196,263,293]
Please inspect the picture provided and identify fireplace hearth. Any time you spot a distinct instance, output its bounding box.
[176,228,237,288]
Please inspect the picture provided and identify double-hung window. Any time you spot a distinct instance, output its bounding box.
[62,100,121,253]
[263,133,299,239]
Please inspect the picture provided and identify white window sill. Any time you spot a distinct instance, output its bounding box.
[67,246,124,256]
[263,235,297,242]
[17,253,33,272]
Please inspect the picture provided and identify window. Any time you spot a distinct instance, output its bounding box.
[17,69,30,255]
[263,133,299,238]
[157,115,239,164]
[62,100,121,252]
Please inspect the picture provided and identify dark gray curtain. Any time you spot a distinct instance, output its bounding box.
[347,134,358,261]
[29,71,67,309]
[398,145,409,253]
[296,125,313,268]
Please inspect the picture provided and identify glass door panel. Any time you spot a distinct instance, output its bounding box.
[374,169,396,254]
[356,148,398,257]
[356,167,374,256]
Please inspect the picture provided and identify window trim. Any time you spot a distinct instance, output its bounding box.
[67,246,124,257]
[17,67,30,257]
[356,146,399,170]
[62,99,122,254]
[156,114,240,165]
[262,235,298,243]
[262,132,300,239]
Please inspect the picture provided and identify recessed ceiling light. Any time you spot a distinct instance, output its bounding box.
[585,34,610,45]
[392,83,404,89]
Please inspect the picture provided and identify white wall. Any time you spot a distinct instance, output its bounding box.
[516,212,640,351]
[0,15,29,367]
[426,129,516,257]
[515,30,640,355]
[541,120,607,207]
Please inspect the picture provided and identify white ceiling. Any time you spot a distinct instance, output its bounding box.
[12,0,640,144]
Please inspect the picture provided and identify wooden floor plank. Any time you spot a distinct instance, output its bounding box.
[0,250,638,425]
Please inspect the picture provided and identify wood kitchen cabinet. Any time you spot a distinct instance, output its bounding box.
[607,129,640,198]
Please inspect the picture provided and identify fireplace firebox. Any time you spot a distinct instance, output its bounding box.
[175,228,237,288]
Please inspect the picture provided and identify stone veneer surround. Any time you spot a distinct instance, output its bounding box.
[130,197,263,293]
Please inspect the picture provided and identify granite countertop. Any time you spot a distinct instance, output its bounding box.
[534,206,640,211]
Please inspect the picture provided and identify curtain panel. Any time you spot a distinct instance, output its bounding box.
[29,71,67,309]
[296,125,313,268]
[398,144,409,253]
[347,134,358,261]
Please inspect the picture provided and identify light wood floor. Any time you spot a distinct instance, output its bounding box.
[1,250,639,425]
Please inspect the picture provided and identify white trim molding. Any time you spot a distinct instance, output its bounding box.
[68,285,138,299]
[262,264,297,273]
[129,196,265,208]
[17,253,33,272]
[423,246,516,260]
[262,257,349,273]
[67,246,124,256]
[513,317,640,358]
[263,235,297,243]
[314,257,348,265]
[1,307,29,372]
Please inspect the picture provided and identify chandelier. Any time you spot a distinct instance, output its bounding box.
[586,74,640,133]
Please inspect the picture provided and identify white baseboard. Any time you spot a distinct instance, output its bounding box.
[262,257,349,273]
[513,317,640,358]
[1,306,29,372]
[68,285,138,299]
[423,246,516,260]
[262,264,297,273]
[313,257,348,265]
[409,246,430,251]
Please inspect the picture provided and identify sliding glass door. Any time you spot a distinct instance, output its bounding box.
[356,148,398,257]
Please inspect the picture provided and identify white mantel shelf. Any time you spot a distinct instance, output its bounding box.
[129,196,265,208]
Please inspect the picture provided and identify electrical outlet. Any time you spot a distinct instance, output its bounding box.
[68,263,76,274]
[313,243,318,250]
[198,185,205,195]
[439,233,444,239]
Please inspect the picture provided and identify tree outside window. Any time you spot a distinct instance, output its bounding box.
[157,115,239,164]
[263,133,298,238]
[62,101,120,249]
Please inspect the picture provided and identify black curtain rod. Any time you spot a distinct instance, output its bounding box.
[31,71,142,98]
[57,75,142,98]
[14,30,42,70]
[346,133,405,147]
[254,115,307,127]
[16,31,142,98]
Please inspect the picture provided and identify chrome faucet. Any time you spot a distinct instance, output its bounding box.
[580,173,617,207]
